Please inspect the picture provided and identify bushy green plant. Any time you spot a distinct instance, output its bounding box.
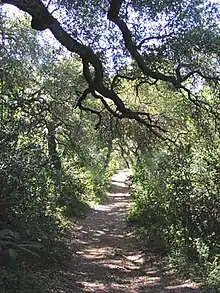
[128,144,220,260]
[206,254,220,290]
[0,141,61,239]
[56,168,89,217]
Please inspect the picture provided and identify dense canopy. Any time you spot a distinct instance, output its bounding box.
[2,0,219,138]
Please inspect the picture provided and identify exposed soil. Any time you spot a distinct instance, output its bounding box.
[46,170,202,293]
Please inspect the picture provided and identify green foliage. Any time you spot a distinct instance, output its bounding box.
[0,79,112,259]
[128,143,220,285]
[206,255,220,290]
[129,144,220,243]
[0,14,114,276]
[55,164,89,217]
[0,133,61,240]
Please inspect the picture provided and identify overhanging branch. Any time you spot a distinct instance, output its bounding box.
[107,0,219,90]
[3,0,217,140]
[107,0,181,88]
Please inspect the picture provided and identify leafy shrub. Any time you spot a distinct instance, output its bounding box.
[0,142,62,241]
[206,254,220,290]
[56,169,89,217]
[128,144,220,267]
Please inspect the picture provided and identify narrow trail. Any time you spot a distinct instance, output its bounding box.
[43,170,202,292]
[62,170,201,293]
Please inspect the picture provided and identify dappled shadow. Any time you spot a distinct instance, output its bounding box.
[41,170,203,293]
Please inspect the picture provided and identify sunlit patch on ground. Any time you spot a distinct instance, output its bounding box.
[111,169,131,183]
[125,252,145,264]
[81,281,129,292]
[65,170,202,293]
[80,274,161,293]
[164,283,201,290]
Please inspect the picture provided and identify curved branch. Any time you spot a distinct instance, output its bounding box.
[91,90,167,137]
[107,0,181,88]
[108,0,220,89]
[76,88,102,129]
[182,70,220,83]
[111,74,138,91]
[1,0,188,138]
[176,63,220,83]
[136,33,173,49]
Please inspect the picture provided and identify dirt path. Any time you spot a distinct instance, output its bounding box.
[42,170,203,293]
[56,170,201,293]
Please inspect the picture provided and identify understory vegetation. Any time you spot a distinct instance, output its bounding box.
[128,145,220,290]
[128,113,220,289]
[1,0,220,291]
[0,14,118,290]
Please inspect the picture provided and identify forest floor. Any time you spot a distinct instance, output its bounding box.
[16,170,205,293]
[40,169,204,293]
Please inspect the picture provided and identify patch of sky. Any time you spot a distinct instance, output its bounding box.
[2,0,219,78]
